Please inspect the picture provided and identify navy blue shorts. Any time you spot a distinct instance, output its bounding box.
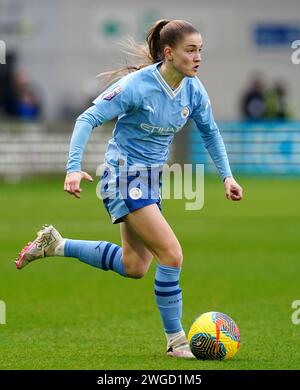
[98,163,163,224]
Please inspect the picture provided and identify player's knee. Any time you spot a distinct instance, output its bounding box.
[159,246,183,268]
[123,258,149,279]
[126,266,147,279]
[128,270,146,279]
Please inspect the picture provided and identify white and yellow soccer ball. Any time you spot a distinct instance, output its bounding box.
[188,311,240,360]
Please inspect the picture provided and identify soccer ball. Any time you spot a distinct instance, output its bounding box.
[188,311,240,360]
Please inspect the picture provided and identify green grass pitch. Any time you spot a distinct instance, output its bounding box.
[0,176,299,370]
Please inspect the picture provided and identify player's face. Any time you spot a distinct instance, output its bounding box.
[170,33,203,77]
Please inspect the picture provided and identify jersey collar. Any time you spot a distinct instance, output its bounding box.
[153,62,185,99]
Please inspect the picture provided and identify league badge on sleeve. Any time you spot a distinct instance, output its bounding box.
[103,86,122,101]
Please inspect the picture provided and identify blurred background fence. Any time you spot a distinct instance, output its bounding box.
[190,121,300,175]
[1,120,300,180]
[0,122,112,180]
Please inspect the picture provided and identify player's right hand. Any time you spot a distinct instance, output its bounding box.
[64,171,93,199]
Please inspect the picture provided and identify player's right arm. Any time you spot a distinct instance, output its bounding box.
[64,171,93,199]
[65,81,138,198]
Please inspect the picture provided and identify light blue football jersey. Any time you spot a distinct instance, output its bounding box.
[67,62,232,180]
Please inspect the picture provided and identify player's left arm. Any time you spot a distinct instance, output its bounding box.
[223,176,243,201]
[191,88,243,201]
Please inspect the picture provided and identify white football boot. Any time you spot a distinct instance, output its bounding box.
[166,332,195,359]
[15,224,64,270]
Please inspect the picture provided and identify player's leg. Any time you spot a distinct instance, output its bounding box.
[15,223,153,279]
[120,222,153,278]
[15,225,127,276]
[123,204,194,358]
[124,203,182,267]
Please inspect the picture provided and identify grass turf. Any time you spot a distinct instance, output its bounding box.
[0,175,299,370]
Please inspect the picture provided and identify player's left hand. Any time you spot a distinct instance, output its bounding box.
[224,177,243,201]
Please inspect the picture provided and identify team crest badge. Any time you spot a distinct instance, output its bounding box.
[103,86,122,101]
[181,107,190,118]
[129,187,142,200]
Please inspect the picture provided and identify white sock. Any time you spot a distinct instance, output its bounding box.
[54,239,66,256]
[166,330,186,345]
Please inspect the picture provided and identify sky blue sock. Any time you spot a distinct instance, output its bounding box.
[155,264,183,334]
[64,239,126,277]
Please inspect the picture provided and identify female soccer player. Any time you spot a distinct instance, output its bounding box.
[15,19,243,358]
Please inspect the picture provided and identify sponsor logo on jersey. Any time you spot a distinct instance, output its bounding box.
[129,187,142,200]
[103,86,122,101]
[181,106,190,118]
[140,123,181,135]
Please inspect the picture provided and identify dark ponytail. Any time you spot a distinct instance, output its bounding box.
[97,19,199,88]
[146,19,170,63]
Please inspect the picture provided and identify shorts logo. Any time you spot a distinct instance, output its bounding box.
[129,187,142,200]
[103,86,122,101]
[181,107,189,118]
